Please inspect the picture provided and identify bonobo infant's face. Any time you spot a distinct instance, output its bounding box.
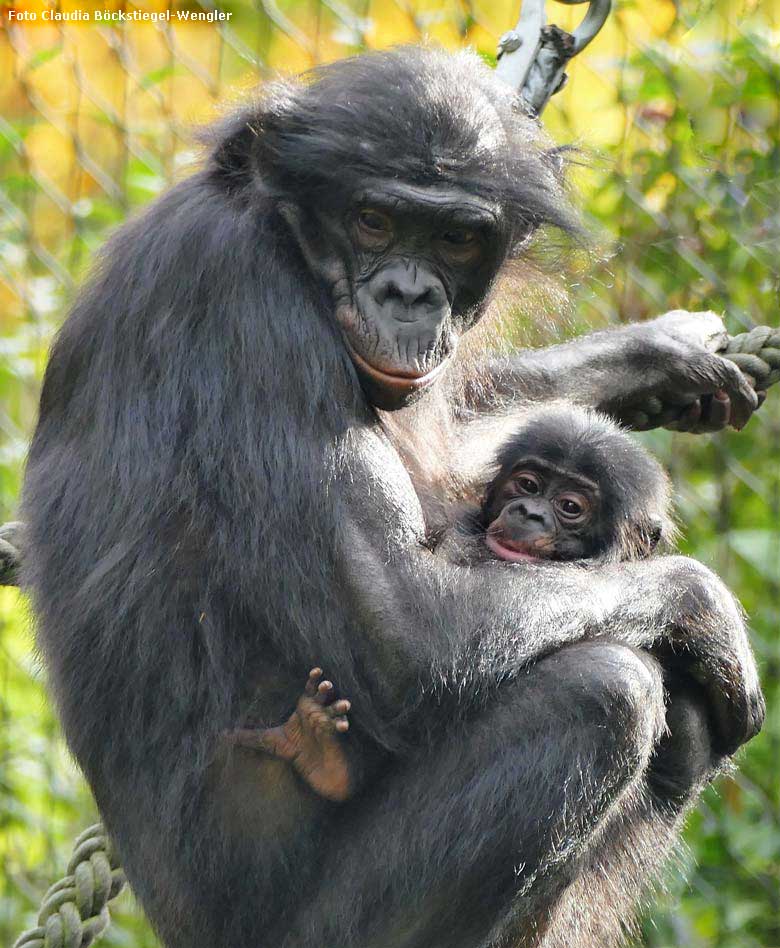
[484,458,601,563]
[325,180,509,408]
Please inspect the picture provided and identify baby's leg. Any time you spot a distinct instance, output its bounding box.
[227,669,353,802]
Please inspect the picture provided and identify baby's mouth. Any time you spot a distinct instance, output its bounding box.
[485,533,549,563]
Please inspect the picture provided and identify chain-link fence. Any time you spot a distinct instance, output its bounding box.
[1,0,779,945]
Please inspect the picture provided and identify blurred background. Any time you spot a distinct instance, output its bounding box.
[0,0,778,944]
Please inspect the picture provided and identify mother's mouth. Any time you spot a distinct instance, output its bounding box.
[347,345,449,391]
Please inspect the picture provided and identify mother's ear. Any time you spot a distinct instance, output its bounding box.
[206,114,263,180]
[278,203,348,290]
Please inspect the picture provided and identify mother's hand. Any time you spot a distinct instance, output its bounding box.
[609,310,760,433]
[617,555,765,756]
[647,670,720,803]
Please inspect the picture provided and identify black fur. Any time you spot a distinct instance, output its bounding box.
[21,47,763,948]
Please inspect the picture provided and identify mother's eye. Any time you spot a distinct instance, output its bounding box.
[441,228,476,246]
[357,208,392,238]
[437,226,482,263]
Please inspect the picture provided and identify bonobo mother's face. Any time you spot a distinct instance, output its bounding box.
[294,179,508,410]
[260,50,575,409]
[333,180,507,408]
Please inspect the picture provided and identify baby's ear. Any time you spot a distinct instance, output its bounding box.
[648,520,664,549]
[638,518,664,556]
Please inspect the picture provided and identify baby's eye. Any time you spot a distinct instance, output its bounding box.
[514,471,541,495]
[555,493,589,522]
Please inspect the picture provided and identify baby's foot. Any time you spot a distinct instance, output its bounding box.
[228,668,353,802]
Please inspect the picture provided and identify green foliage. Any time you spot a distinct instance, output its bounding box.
[578,21,780,948]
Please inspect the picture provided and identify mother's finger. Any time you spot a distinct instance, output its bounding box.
[691,390,731,433]
[665,399,702,432]
[713,357,758,429]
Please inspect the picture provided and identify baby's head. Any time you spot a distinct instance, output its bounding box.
[481,405,674,563]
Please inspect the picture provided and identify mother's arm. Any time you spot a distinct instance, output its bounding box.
[339,442,764,759]
[466,309,760,432]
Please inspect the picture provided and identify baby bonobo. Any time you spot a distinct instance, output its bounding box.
[228,405,673,801]
[469,403,674,565]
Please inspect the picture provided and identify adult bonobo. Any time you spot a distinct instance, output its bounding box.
[21,47,764,948]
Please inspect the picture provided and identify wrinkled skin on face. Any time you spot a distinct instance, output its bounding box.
[282,180,512,409]
[484,459,602,562]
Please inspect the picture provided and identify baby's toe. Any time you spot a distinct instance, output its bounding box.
[315,680,335,705]
[328,699,351,717]
[304,668,323,696]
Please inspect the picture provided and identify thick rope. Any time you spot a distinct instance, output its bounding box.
[12,824,126,948]
[0,520,21,586]
[720,325,780,391]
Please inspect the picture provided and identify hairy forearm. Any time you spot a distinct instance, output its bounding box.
[375,553,668,695]
[470,327,648,415]
[465,310,758,433]
[368,546,754,750]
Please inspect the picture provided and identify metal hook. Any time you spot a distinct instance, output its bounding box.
[496,0,546,94]
[496,0,613,115]
[555,0,612,54]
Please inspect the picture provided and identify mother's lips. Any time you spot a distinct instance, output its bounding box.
[346,345,448,391]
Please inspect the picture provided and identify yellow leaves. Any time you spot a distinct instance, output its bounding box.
[644,171,676,214]
[615,0,676,40]
[26,122,74,185]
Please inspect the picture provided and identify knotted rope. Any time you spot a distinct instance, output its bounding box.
[12,824,125,948]
[0,520,21,586]
[720,325,780,391]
